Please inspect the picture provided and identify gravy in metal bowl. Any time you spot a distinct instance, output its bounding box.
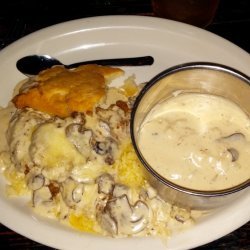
[138,93,250,191]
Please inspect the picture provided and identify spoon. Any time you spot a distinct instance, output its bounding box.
[16,55,154,76]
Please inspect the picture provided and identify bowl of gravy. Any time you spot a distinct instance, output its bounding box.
[131,62,250,210]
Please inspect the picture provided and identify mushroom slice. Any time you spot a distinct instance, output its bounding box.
[96,173,114,195]
[61,178,84,207]
[97,120,111,137]
[65,123,93,158]
[28,174,45,191]
[93,138,117,154]
[103,194,149,236]
[95,105,125,128]
[104,155,115,165]
[220,132,245,142]
[97,210,118,236]
[95,104,129,140]
[33,186,52,207]
[7,109,49,170]
[95,106,115,121]
[72,184,84,203]
[130,200,149,233]
[93,141,109,155]
[26,167,45,191]
[92,138,118,165]
[112,184,130,198]
[227,147,239,162]
[219,133,244,162]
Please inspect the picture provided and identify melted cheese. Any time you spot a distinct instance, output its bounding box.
[30,123,86,180]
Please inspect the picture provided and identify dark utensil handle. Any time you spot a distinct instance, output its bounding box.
[66,56,154,68]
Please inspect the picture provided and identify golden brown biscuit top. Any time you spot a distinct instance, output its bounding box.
[13,65,124,117]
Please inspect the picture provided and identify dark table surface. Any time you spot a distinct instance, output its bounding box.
[0,0,249,249]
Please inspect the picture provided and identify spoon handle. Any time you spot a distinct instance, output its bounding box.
[66,56,154,68]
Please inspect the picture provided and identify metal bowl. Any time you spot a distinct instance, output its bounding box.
[131,62,250,210]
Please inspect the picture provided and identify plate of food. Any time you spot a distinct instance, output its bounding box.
[0,15,249,250]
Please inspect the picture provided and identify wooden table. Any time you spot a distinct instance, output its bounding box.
[0,0,249,249]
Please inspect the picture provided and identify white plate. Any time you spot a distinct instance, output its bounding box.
[0,15,249,250]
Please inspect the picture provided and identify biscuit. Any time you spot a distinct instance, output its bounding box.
[13,65,124,117]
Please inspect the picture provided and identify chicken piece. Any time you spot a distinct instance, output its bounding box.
[12,65,124,118]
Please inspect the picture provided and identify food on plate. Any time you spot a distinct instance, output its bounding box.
[138,93,250,191]
[0,65,197,238]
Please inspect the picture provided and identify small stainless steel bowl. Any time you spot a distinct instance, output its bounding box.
[131,62,250,210]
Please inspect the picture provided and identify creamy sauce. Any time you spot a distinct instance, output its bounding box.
[138,93,250,191]
[0,105,15,151]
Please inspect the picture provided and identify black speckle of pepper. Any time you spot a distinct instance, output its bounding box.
[152,132,158,136]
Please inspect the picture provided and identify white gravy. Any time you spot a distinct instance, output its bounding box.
[0,105,15,151]
[138,93,250,191]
